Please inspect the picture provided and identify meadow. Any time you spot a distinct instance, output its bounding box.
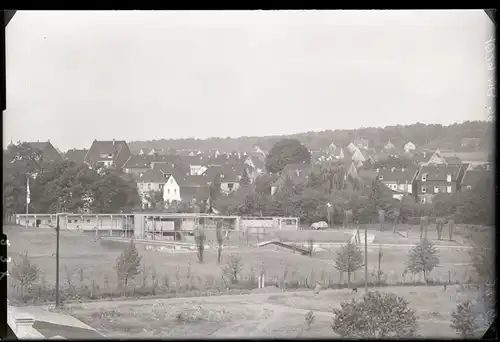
[7,223,476,306]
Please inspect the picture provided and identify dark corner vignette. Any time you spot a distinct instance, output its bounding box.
[2,9,18,341]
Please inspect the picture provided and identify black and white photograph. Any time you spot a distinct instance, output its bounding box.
[3,9,496,339]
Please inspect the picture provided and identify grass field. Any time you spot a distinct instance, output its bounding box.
[59,285,484,338]
[6,224,476,306]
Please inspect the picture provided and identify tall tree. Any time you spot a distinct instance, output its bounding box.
[265,139,311,173]
[406,239,440,285]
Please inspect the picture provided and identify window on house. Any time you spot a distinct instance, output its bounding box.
[421,186,426,193]
[68,220,72,223]
[447,186,452,193]
[87,219,91,223]
[168,189,170,194]
[446,174,452,182]
[228,183,234,190]
[379,176,383,180]
[148,183,151,190]
[174,188,177,193]
[434,186,439,193]
[422,174,427,182]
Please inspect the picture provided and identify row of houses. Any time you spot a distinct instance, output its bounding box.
[18,140,268,209]
[272,148,492,204]
[19,138,490,208]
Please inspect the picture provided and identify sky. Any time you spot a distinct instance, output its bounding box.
[4,10,495,151]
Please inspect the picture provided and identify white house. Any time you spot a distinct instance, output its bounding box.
[347,142,358,154]
[384,140,396,150]
[163,175,181,203]
[351,149,366,164]
[403,142,416,153]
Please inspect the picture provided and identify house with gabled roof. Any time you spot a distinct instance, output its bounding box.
[64,148,88,164]
[138,148,152,156]
[347,142,358,154]
[27,140,63,162]
[377,166,419,201]
[84,139,132,169]
[384,140,396,150]
[424,149,462,167]
[414,164,466,203]
[170,173,211,205]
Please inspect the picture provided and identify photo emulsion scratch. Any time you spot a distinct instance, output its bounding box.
[3,9,496,339]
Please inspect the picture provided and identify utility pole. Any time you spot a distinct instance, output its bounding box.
[55,212,60,308]
[364,224,368,293]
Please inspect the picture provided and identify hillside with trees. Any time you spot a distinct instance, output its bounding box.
[128,121,493,153]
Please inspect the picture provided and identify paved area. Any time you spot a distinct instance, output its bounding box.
[33,321,105,339]
[10,306,107,339]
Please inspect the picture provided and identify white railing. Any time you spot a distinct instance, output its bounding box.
[8,306,45,339]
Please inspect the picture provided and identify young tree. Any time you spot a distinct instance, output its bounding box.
[451,300,476,338]
[115,240,142,291]
[377,248,384,284]
[222,254,243,284]
[10,252,40,299]
[333,240,364,288]
[216,220,224,264]
[332,291,418,338]
[406,239,440,285]
[194,227,206,263]
[240,167,252,187]
[307,238,314,258]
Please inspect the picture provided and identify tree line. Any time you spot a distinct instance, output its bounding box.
[3,142,141,217]
[128,120,493,153]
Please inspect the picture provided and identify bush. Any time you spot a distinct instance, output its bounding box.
[332,291,418,338]
[451,300,477,338]
[10,252,40,300]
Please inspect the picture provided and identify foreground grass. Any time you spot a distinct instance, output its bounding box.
[62,285,481,338]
